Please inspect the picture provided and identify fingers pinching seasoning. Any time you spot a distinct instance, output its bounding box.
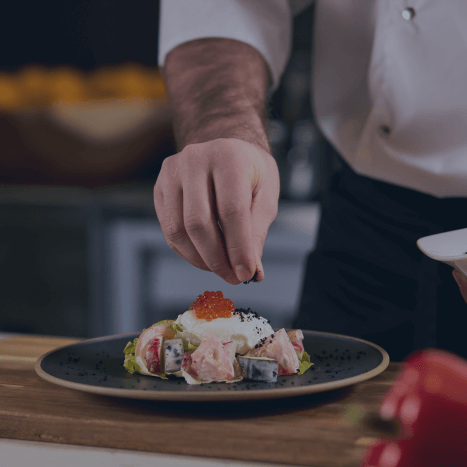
[154,138,280,285]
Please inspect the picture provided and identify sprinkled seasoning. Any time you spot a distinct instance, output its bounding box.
[243,271,259,284]
[254,331,275,349]
[233,307,271,338]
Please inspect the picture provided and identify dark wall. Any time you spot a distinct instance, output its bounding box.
[0,1,161,71]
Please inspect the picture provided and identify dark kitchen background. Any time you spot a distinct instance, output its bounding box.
[0,1,330,338]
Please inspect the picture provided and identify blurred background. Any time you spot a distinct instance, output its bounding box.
[0,1,336,338]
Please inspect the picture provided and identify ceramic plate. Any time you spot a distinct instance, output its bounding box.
[417,227,467,275]
[35,330,389,401]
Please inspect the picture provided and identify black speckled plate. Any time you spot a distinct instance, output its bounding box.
[35,330,389,401]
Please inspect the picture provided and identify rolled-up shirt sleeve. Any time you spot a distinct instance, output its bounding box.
[158,0,292,92]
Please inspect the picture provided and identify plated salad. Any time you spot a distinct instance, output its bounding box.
[123,291,313,384]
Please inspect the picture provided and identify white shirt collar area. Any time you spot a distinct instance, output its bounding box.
[314,0,467,198]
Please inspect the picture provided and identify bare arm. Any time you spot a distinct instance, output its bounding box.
[154,38,280,284]
[162,38,270,151]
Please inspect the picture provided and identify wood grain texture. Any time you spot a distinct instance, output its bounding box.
[0,335,401,467]
[0,335,83,359]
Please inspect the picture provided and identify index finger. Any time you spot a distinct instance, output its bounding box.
[182,166,241,285]
[213,166,256,283]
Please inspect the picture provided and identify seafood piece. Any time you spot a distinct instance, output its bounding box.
[135,322,176,360]
[145,337,163,373]
[164,338,184,372]
[251,328,299,375]
[190,332,237,381]
[287,329,305,360]
[237,356,278,382]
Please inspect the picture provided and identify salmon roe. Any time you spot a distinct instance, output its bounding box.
[189,291,235,321]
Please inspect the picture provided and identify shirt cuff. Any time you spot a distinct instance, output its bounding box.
[158,0,292,92]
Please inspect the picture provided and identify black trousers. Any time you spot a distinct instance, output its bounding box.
[293,156,467,362]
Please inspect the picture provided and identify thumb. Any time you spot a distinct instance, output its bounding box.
[249,191,279,284]
[452,269,467,304]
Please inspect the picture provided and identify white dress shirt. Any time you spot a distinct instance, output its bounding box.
[159,0,467,198]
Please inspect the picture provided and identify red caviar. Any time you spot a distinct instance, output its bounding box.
[189,291,235,321]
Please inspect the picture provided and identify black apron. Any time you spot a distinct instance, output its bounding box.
[293,152,467,361]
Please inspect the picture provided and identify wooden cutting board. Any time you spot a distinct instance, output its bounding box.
[0,335,400,467]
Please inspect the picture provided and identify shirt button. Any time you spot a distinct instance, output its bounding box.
[402,7,415,20]
[380,125,391,136]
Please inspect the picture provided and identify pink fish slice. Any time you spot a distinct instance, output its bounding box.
[254,329,300,375]
[287,329,305,360]
[190,332,236,381]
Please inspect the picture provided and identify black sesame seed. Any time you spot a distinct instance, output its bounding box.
[243,271,259,284]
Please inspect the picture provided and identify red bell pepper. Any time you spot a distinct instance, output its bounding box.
[360,348,467,467]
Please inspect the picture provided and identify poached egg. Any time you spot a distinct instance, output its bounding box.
[175,308,274,354]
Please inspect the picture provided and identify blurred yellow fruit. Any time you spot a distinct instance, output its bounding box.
[0,74,23,111]
[0,64,166,110]
[51,67,87,103]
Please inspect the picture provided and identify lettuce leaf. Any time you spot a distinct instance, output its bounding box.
[153,320,168,326]
[297,351,314,375]
[123,338,138,355]
[172,323,185,333]
[123,354,141,374]
[152,320,185,334]
[150,371,168,380]
[183,340,198,352]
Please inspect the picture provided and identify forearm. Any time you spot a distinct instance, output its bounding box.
[162,38,271,152]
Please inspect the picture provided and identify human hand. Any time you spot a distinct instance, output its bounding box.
[154,138,280,285]
[360,349,467,467]
[452,269,467,303]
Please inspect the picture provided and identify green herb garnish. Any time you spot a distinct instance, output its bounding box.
[123,338,138,355]
[297,351,314,375]
[123,354,141,374]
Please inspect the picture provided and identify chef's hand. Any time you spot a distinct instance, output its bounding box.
[154,137,280,285]
[452,269,467,303]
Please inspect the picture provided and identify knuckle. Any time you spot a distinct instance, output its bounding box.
[217,200,246,222]
[209,260,229,274]
[180,144,204,165]
[225,244,242,255]
[160,156,169,170]
[184,214,211,236]
[153,185,163,206]
[159,155,173,174]
[181,143,200,155]
[163,221,187,245]
[154,158,177,198]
